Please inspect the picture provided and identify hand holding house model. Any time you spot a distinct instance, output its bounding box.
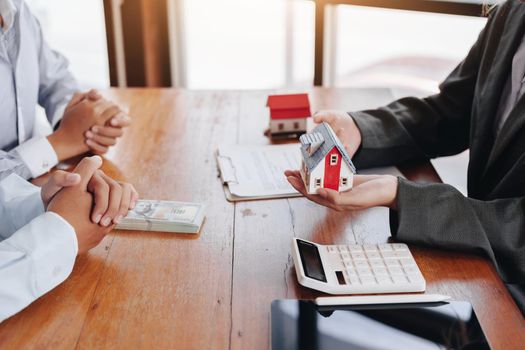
[299,122,357,194]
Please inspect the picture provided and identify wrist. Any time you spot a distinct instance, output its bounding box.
[386,176,399,209]
[47,130,85,161]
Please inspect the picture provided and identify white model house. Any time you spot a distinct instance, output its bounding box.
[299,122,356,194]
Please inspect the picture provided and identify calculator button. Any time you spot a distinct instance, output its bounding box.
[370,260,385,268]
[372,267,388,276]
[338,246,348,252]
[378,244,393,252]
[385,260,400,267]
[393,244,408,251]
[347,245,363,253]
[363,244,378,252]
[327,246,337,253]
[340,252,351,261]
[351,252,366,260]
[343,260,353,268]
[394,251,411,258]
[359,275,377,285]
[407,275,424,284]
[380,251,397,259]
[392,275,408,283]
[387,266,403,275]
[403,266,420,275]
[356,267,373,276]
[346,275,360,285]
[353,260,369,268]
[346,268,357,276]
[400,259,416,267]
[365,251,381,260]
[376,275,392,283]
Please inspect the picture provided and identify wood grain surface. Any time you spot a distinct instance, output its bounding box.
[0,88,523,349]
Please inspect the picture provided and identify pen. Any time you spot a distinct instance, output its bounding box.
[315,294,451,306]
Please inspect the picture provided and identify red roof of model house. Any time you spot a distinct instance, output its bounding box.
[267,93,311,120]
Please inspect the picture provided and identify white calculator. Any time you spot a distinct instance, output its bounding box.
[291,238,426,295]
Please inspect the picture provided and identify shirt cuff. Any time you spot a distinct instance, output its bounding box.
[14,137,59,178]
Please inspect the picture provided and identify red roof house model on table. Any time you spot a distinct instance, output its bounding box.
[266,93,310,137]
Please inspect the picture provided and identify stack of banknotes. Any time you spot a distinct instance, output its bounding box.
[116,200,206,234]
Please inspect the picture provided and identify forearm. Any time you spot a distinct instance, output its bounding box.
[390,178,525,283]
[0,212,77,322]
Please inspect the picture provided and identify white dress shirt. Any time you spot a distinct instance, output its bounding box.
[0,0,78,181]
[0,174,78,322]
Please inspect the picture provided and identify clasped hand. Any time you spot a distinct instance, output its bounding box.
[48,90,131,160]
[41,156,139,254]
[285,110,398,212]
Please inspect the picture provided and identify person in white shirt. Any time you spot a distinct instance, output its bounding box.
[0,0,131,183]
[0,156,139,322]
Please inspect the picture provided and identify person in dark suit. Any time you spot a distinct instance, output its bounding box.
[286,0,525,315]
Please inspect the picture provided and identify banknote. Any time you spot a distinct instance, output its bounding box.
[116,200,206,233]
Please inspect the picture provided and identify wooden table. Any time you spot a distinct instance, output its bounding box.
[0,88,523,349]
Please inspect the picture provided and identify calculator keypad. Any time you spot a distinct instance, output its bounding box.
[328,243,425,288]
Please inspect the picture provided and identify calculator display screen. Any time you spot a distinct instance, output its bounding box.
[297,240,327,282]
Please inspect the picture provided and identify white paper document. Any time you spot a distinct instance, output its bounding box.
[217,144,302,201]
[430,150,469,196]
[217,144,405,202]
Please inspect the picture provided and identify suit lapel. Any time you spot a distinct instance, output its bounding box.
[471,5,525,182]
[482,5,525,173]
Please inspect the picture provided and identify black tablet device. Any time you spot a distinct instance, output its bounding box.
[271,300,490,350]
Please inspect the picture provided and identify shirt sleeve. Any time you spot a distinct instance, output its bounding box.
[0,212,78,322]
[0,174,46,239]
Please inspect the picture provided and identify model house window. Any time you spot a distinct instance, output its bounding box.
[330,154,338,165]
[341,177,348,186]
[315,178,321,187]
[294,122,300,130]
[278,123,284,130]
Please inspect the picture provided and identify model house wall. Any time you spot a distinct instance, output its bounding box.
[270,118,307,135]
[301,153,354,194]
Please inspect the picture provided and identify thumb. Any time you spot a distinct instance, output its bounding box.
[67,91,88,109]
[87,89,102,100]
[73,156,103,189]
[42,170,81,204]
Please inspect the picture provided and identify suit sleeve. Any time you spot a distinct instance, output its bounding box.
[390,178,525,285]
[350,9,498,169]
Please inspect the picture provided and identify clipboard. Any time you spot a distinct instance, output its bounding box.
[216,144,302,202]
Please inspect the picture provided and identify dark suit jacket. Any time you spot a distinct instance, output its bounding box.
[351,0,525,316]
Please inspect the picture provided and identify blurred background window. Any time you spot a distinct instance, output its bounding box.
[22,0,487,93]
[25,0,110,89]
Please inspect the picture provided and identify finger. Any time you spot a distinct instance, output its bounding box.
[115,183,133,223]
[130,186,139,209]
[87,172,109,223]
[92,125,124,138]
[67,91,87,109]
[72,156,103,189]
[85,130,117,146]
[86,139,109,154]
[101,105,121,123]
[284,170,301,178]
[99,173,122,227]
[317,188,345,205]
[109,113,131,127]
[87,89,102,100]
[313,112,335,124]
[42,170,81,204]
[92,100,115,123]
[287,176,308,195]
